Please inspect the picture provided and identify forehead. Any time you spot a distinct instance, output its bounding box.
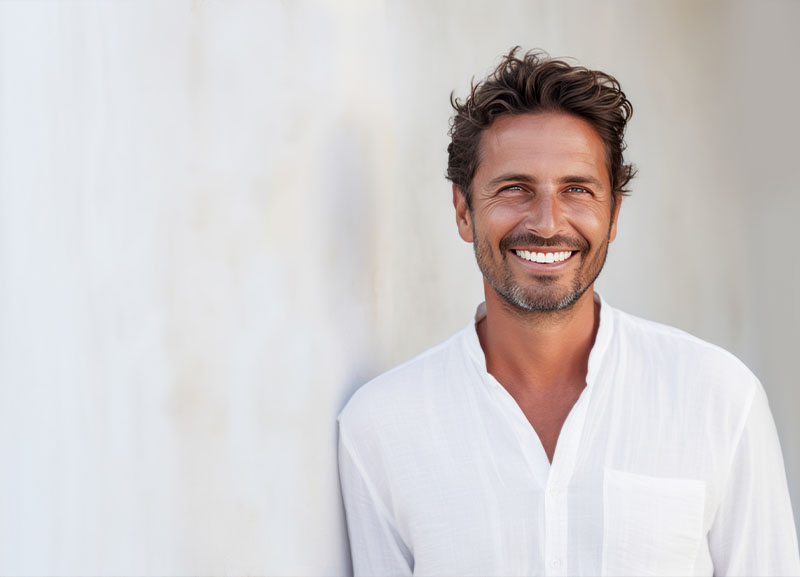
[475,112,609,186]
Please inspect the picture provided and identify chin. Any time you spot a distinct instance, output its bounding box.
[498,281,590,313]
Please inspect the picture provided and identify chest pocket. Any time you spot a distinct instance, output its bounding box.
[602,467,706,576]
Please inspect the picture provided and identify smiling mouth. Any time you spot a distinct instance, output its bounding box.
[513,249,574,264]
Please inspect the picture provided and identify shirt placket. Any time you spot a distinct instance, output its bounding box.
[544,468,569,577]
[543,387,592,577]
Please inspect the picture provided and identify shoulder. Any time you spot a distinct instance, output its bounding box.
[608,304,761,406]
[338,325,474,442]
[602,304,769,479]
[613,306,755,372]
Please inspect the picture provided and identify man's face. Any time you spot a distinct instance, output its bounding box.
[453,112,620,312]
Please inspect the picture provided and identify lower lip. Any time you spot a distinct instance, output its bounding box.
[510,250,577,272]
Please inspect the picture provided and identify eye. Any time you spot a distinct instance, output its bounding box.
[499,185,527,194]
[566,186,591,194]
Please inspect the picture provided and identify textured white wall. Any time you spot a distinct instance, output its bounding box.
[0,1,796,575]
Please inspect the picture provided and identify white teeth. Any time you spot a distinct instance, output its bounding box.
[514,250,573,263]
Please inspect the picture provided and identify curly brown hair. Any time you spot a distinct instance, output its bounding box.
[447,47,636,209]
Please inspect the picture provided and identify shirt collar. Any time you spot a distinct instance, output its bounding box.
[464,292,613,389]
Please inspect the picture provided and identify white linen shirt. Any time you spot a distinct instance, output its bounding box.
[338,296,800,576]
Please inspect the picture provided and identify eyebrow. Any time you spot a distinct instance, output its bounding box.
[560,175,604,186]
[485,173,536,188]
[485,173,605,188]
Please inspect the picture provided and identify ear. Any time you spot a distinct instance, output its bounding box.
[608,194,622,242]
[453,184,474,242]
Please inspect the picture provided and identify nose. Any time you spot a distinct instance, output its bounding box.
[524,192,564,237]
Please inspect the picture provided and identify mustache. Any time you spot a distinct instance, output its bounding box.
[499,232,588,253]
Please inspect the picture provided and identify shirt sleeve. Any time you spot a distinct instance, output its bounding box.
[338,424,413,577]
[708,382,800,576]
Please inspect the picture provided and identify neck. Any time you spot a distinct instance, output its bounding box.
[476,283,600,396]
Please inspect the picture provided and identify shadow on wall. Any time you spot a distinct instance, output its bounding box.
[322,115,392,576]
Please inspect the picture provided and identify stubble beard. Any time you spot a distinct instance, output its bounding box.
[472,229,610,314]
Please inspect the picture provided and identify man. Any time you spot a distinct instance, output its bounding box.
[337,48,800,576]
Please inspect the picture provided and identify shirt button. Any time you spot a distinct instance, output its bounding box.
[548,486,561,497]
[551,558,561,569]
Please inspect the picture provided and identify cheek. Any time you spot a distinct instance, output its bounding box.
[568,204,613,240]
[476,201,527,231]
